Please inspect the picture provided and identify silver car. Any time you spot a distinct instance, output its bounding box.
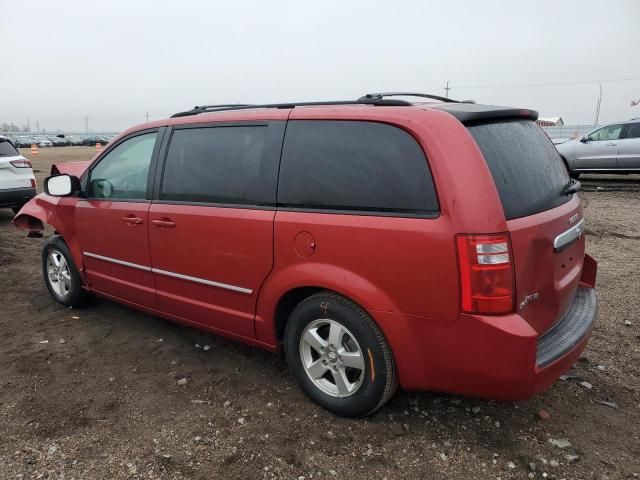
[555,119,640,178]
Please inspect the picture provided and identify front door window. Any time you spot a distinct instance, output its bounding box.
[89,133,157,200]
[588,125,623,142]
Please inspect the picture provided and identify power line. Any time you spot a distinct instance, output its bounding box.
[453,75,640,90]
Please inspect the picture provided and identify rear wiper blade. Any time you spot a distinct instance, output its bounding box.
[564,178,581,195]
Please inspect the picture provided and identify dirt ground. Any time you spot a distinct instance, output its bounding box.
[1,146,638,480]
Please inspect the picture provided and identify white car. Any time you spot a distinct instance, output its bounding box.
[38,139,53,148]
[0,136,37,213]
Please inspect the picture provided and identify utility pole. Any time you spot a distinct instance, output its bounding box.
[35,120,40,133]
[27,118,31,133]
[145,111,150,123]
[84,115,90,134]
[594,83,602,126]
[444,80,451,98]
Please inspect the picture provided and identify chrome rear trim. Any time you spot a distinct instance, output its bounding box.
[553,218,585,252]
[82,252,252,295]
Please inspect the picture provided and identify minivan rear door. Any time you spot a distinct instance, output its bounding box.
[468,120,584,334]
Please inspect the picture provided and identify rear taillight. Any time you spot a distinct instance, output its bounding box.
[30,178,37,188]
[456,233,515,315]
[10,159,32,168]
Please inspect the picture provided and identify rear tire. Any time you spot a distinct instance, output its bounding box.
[42,236,87,307]
[284,291,397,417]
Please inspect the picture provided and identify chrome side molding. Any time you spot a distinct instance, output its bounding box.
[152,268,253,295]
[83,252,253,295]
[554,218,585,253]
[83,252,152,272]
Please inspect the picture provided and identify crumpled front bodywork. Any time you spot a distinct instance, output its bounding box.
[50,160,91,177]
[13,193,84,280]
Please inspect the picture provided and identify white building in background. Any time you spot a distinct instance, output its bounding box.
[536,117,565,127]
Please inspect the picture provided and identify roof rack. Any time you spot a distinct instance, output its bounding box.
[358,92,459,103]
[170,98,413,118]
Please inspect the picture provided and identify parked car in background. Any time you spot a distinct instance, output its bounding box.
[556,119,640,178]
[0,136,36,213]
[13,136,33,148]
[38,139,53,148]
[49,137,69,147]
[14,94,598,417]
[66,135,83,146]
[81,136,109,146]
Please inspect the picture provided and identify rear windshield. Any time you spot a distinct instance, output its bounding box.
[0,139,19,156]
[467,120,570,220]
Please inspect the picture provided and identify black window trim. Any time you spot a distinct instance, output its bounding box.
[277,204,439,219]
[153,121,284,208]
[82,127,165,203]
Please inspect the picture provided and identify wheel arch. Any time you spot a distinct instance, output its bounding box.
[13,195,84,279]
[254,263,404,347]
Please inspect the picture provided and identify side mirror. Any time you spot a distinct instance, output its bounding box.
[579,136,589,143]
[44,174,81,197]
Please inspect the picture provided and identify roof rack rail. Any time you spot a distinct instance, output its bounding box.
[358,92,458,103]
[170,98,412,118]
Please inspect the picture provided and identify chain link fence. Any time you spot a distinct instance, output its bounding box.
[541,125,597,139]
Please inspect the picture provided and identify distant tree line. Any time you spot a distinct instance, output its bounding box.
[0,122,29,132]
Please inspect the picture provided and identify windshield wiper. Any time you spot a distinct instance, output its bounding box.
[564,178,581,195]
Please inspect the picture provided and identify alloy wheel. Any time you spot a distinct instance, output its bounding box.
[299,319,366,398]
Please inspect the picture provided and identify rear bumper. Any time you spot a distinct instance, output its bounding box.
[376,284,597,400]
[0,187,36,208]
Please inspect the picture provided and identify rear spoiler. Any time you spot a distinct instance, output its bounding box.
[430,103,539,124]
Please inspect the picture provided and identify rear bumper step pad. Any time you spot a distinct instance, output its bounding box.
[536,286,597,368]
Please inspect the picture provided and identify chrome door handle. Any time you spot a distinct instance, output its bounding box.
[122,215,144,225]
[151,218,176,228]
[605,143,617,146]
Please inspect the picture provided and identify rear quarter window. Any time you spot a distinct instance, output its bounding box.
[278,120,438,215]
[0,139,19,156]
[467,120,570,220]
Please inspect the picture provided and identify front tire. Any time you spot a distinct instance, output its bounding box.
[284,292,397,417]
[42,236,86,307]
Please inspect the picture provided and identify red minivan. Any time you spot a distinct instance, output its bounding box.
[14,93,598,417]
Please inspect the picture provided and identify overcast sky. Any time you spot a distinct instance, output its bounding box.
[1,0,639,132]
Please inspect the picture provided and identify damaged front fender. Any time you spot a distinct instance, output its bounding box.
[13,193,84,275]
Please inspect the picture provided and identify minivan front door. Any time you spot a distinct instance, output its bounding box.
[76,131,160,307]
[574,124,623,170]
[148,121,286,338]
